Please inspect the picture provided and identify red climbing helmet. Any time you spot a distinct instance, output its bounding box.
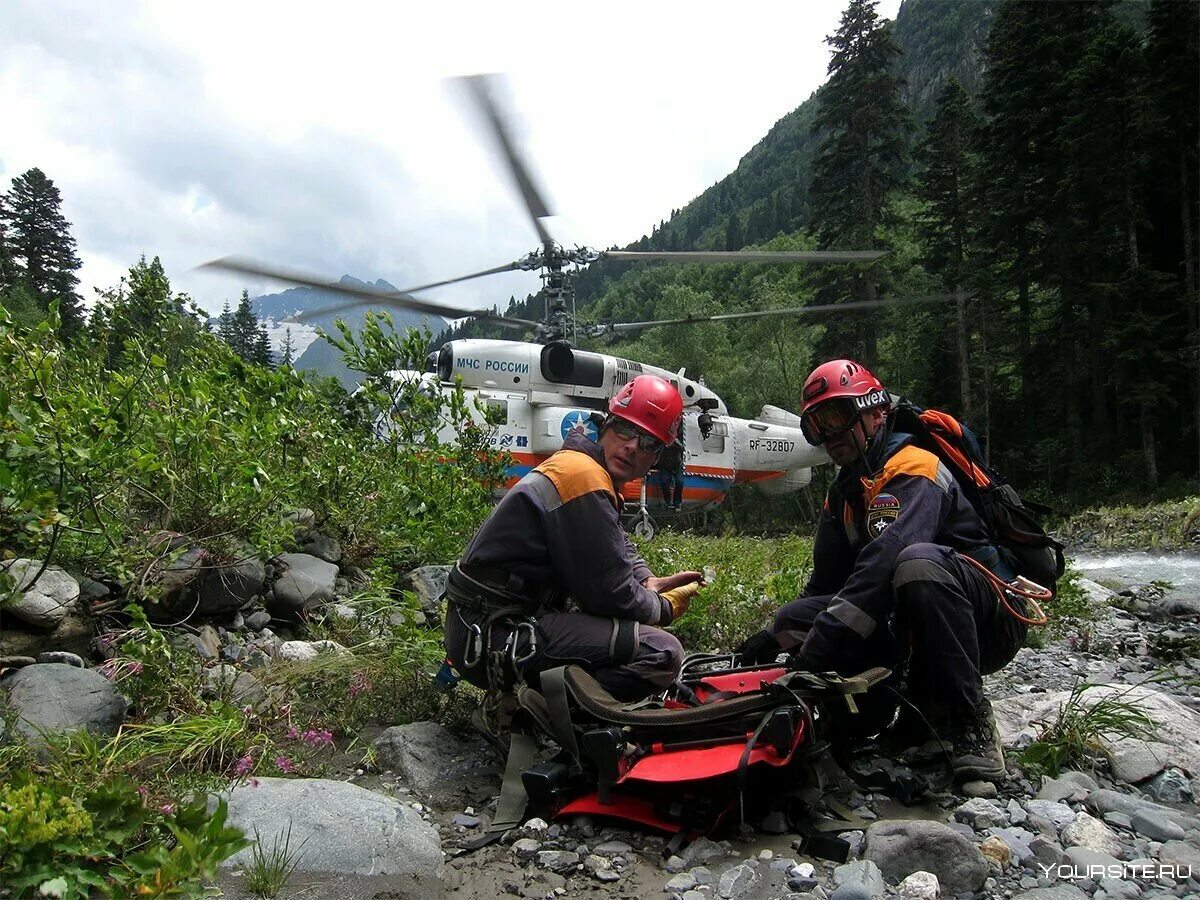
[800,359,890,445]
[609,375,683,445]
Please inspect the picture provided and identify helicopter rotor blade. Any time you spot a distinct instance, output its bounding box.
[600,250,888,264]
[395,260,526,294]
[198,256,537,328]
[459,75,555,248]
[603,292,973,334]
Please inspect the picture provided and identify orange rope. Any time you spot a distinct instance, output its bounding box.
[958,553,1052,627]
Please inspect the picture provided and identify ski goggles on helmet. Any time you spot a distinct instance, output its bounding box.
[800,397,862,445]
[608,416,667,454]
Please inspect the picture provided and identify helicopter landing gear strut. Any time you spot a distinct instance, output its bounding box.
[633,477,656,541]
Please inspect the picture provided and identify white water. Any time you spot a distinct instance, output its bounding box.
[1069,550,1200,594]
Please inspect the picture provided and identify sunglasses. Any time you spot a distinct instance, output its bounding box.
[800,398,861,445]
[608,417,666,454]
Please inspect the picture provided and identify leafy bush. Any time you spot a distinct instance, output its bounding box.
[0,778,249,898]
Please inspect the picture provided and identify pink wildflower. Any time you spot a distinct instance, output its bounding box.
[348,671,372,699]
[128,661,143,675]
[233,754,255,777]
[275,755,296,774]
[286,726,300,740]
[136,785,149,799]
[301,729,333,748]
[160,803,175,816]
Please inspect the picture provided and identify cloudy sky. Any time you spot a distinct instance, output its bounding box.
[2,0,901,317]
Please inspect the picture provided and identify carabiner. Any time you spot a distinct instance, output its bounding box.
[462,623,484,669]
[509,621,538,668]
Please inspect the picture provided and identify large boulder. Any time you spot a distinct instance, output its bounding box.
[994,684,1200,794]
[406,565,449,627]
[268,553,338,617]
[373,721,500,806]
[863,820,989,894]
[217,777,444,896]
[2,663,127,745]
[2,560,80,628]
[158,543,266,619]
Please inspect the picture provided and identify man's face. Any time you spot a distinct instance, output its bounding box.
[806,399,883,467]
[598,417,665,484]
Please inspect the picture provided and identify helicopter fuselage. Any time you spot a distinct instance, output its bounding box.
[394,339,829,514]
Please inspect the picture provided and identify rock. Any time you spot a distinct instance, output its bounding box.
[269,553,338,616]
[244,610,272,631]
[989,827,1036,865]
[195,625,221,659]
[1011,887,1088,900]
[1037,773,1095,803]
[1061,812,1123,858]
[666,872,698,892]
[955,797,1008,829]
[1029,836,1068,870]
[373,721,499,806]
[1158,840,1200,871]
[0,656,37,669]
[0,613,92,660]
[78,577,111,603]
[511,838,541,860]
[159,543,265,618]
[995,685,1200,790]
[2,663,127,745]
[451,813,481,828]
[717,863,756,899]
[1143,767,1193,804]
[299,531,342,564]
[535,850,579,872]
[1101,812,1131,830]
[1096,875,1141,899]
[897,871,940,899]
[1023,800,1077,831]
[961,779,999,799]
[217,776,443,891]
[679,836,731,867]
[830,884,877,900]
[832,859,886,897]
[1063,846,1122,872]
[689,866,713,885]
[582,853,611,877]
[1129,810,1186,843]
[201,665,266,706]
[592,839,631,857]
[1085,789,1200,832]
[276,639,347,662]
[35,651,84,667]
[864,820,988,894]
[980,835,1013,867]
[2,560,79,627]
[407,565,450,626]
[284,508,316,530]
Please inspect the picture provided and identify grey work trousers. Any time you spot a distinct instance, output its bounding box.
[446,603,684,702]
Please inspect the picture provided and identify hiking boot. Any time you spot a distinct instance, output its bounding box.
[944,699,1006,783]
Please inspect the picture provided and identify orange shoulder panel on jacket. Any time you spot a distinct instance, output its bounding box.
[862,444,941,505]
[535,449,617,506]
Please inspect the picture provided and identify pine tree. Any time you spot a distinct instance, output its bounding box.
[809,0,910,361]
[254,322,273,366]
[0,192,14,294]
[1,168,83,332]
[230,290,258,361]
[216,300,234,345]
[915,77,980,418]
[280,327,295,367]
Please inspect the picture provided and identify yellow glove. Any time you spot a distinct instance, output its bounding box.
[661,581,701,621]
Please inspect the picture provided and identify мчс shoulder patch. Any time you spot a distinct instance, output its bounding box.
[866,492,901,538]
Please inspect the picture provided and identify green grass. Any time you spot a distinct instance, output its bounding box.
[1054,498,1200,551]
[1018,679,1157,778]
[634,531,814,649]
[244,824,307,898]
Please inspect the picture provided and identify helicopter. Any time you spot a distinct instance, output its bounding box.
[203,75,967,537]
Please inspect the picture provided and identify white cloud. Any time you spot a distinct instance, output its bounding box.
[2,0,901,315]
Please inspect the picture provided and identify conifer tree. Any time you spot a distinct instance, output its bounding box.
[1,168,83,332]
[254,322,273,366]
[915,77,979,418]
[280,327,295,367]
[809,0,910,361]
[230,290,258,360]
[216,300,234,344]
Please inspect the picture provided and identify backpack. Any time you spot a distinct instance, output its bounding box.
[888,402,1065,592]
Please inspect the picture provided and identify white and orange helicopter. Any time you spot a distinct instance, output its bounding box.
[206,76,964,537]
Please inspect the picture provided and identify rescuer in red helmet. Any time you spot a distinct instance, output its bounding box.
[446,374,704,745]
[737,359,1024,784]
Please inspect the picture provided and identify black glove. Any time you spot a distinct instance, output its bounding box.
[735,629,781,666]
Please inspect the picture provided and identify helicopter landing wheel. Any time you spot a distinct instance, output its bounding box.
[633,512,655,541]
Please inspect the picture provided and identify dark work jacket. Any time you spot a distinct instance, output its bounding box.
[461,432,673,626]
[798,429,1005,670]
